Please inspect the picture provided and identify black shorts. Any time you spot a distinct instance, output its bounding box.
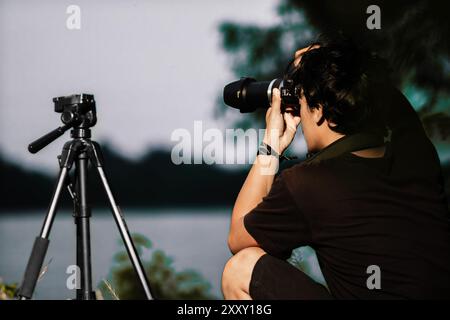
[249,254,333,300]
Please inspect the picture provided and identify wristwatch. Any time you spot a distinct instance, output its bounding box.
[257,142,296,162]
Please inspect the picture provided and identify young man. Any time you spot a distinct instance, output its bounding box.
[222,39,450,299]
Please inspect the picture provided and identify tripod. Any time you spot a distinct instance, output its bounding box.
[17,94,153,300]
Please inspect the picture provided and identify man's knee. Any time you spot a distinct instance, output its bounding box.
[222,247,266,298]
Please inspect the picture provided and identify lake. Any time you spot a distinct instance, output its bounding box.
[0,208,232,300]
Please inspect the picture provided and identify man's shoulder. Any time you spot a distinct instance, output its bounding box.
[280,158,343,194]
[281,158,341,179]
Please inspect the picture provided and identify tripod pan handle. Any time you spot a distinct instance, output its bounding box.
[28,125,71,154]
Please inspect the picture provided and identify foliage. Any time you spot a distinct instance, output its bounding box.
[0,278,17,300]
[288,246,327,288]
[218,0,450,141]
[99,233,217,300]
[0,234,216,300]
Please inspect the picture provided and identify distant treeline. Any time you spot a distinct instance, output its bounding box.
[1,145,449,211]
[0,146,244,210]
[0,146,301,210]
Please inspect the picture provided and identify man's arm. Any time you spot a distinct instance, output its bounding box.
[228,155,277,254]
[228,89,300,254]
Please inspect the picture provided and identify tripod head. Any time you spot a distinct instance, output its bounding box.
[28,94,97,154]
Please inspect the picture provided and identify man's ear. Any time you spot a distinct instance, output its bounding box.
[313,105,325,126]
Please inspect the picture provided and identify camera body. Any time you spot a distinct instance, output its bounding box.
[223,77,301,113]
[53,93,97,128]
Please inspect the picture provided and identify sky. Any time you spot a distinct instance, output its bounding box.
[0,0,301,173]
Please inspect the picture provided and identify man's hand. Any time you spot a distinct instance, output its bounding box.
[262,45,319,154]
[294,44,320,66]
[263,88,301,154]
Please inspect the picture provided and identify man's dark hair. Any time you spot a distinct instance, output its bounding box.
[290,34,390,135]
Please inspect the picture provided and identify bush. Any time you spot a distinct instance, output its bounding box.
[99,233,217,300]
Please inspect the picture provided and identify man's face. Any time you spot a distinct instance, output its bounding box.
[298,93,322,153]
[293,45,322,153]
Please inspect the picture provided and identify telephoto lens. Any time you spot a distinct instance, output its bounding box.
[223,77,300,113]
[223,77,281,113]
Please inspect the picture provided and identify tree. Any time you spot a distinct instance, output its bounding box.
[219,0,450,141]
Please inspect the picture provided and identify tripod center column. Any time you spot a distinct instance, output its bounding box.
[74,149,95,300]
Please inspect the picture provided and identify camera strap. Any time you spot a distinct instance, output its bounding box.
[304,133,386,165]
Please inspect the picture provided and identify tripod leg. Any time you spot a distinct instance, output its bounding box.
[17,167,70,299]
[95,166,154,299]
[86,140,153,299]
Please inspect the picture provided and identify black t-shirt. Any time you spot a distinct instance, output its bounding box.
[244,88,450,299]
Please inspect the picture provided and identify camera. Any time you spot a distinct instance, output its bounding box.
[223,77,300,113]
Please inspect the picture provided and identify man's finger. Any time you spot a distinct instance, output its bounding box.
[294,44,320,66]
[284,113,298,133]
[294,44,320,58]
[265,107,272,119]
[271,88,281,113]
[285,114,301,128]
